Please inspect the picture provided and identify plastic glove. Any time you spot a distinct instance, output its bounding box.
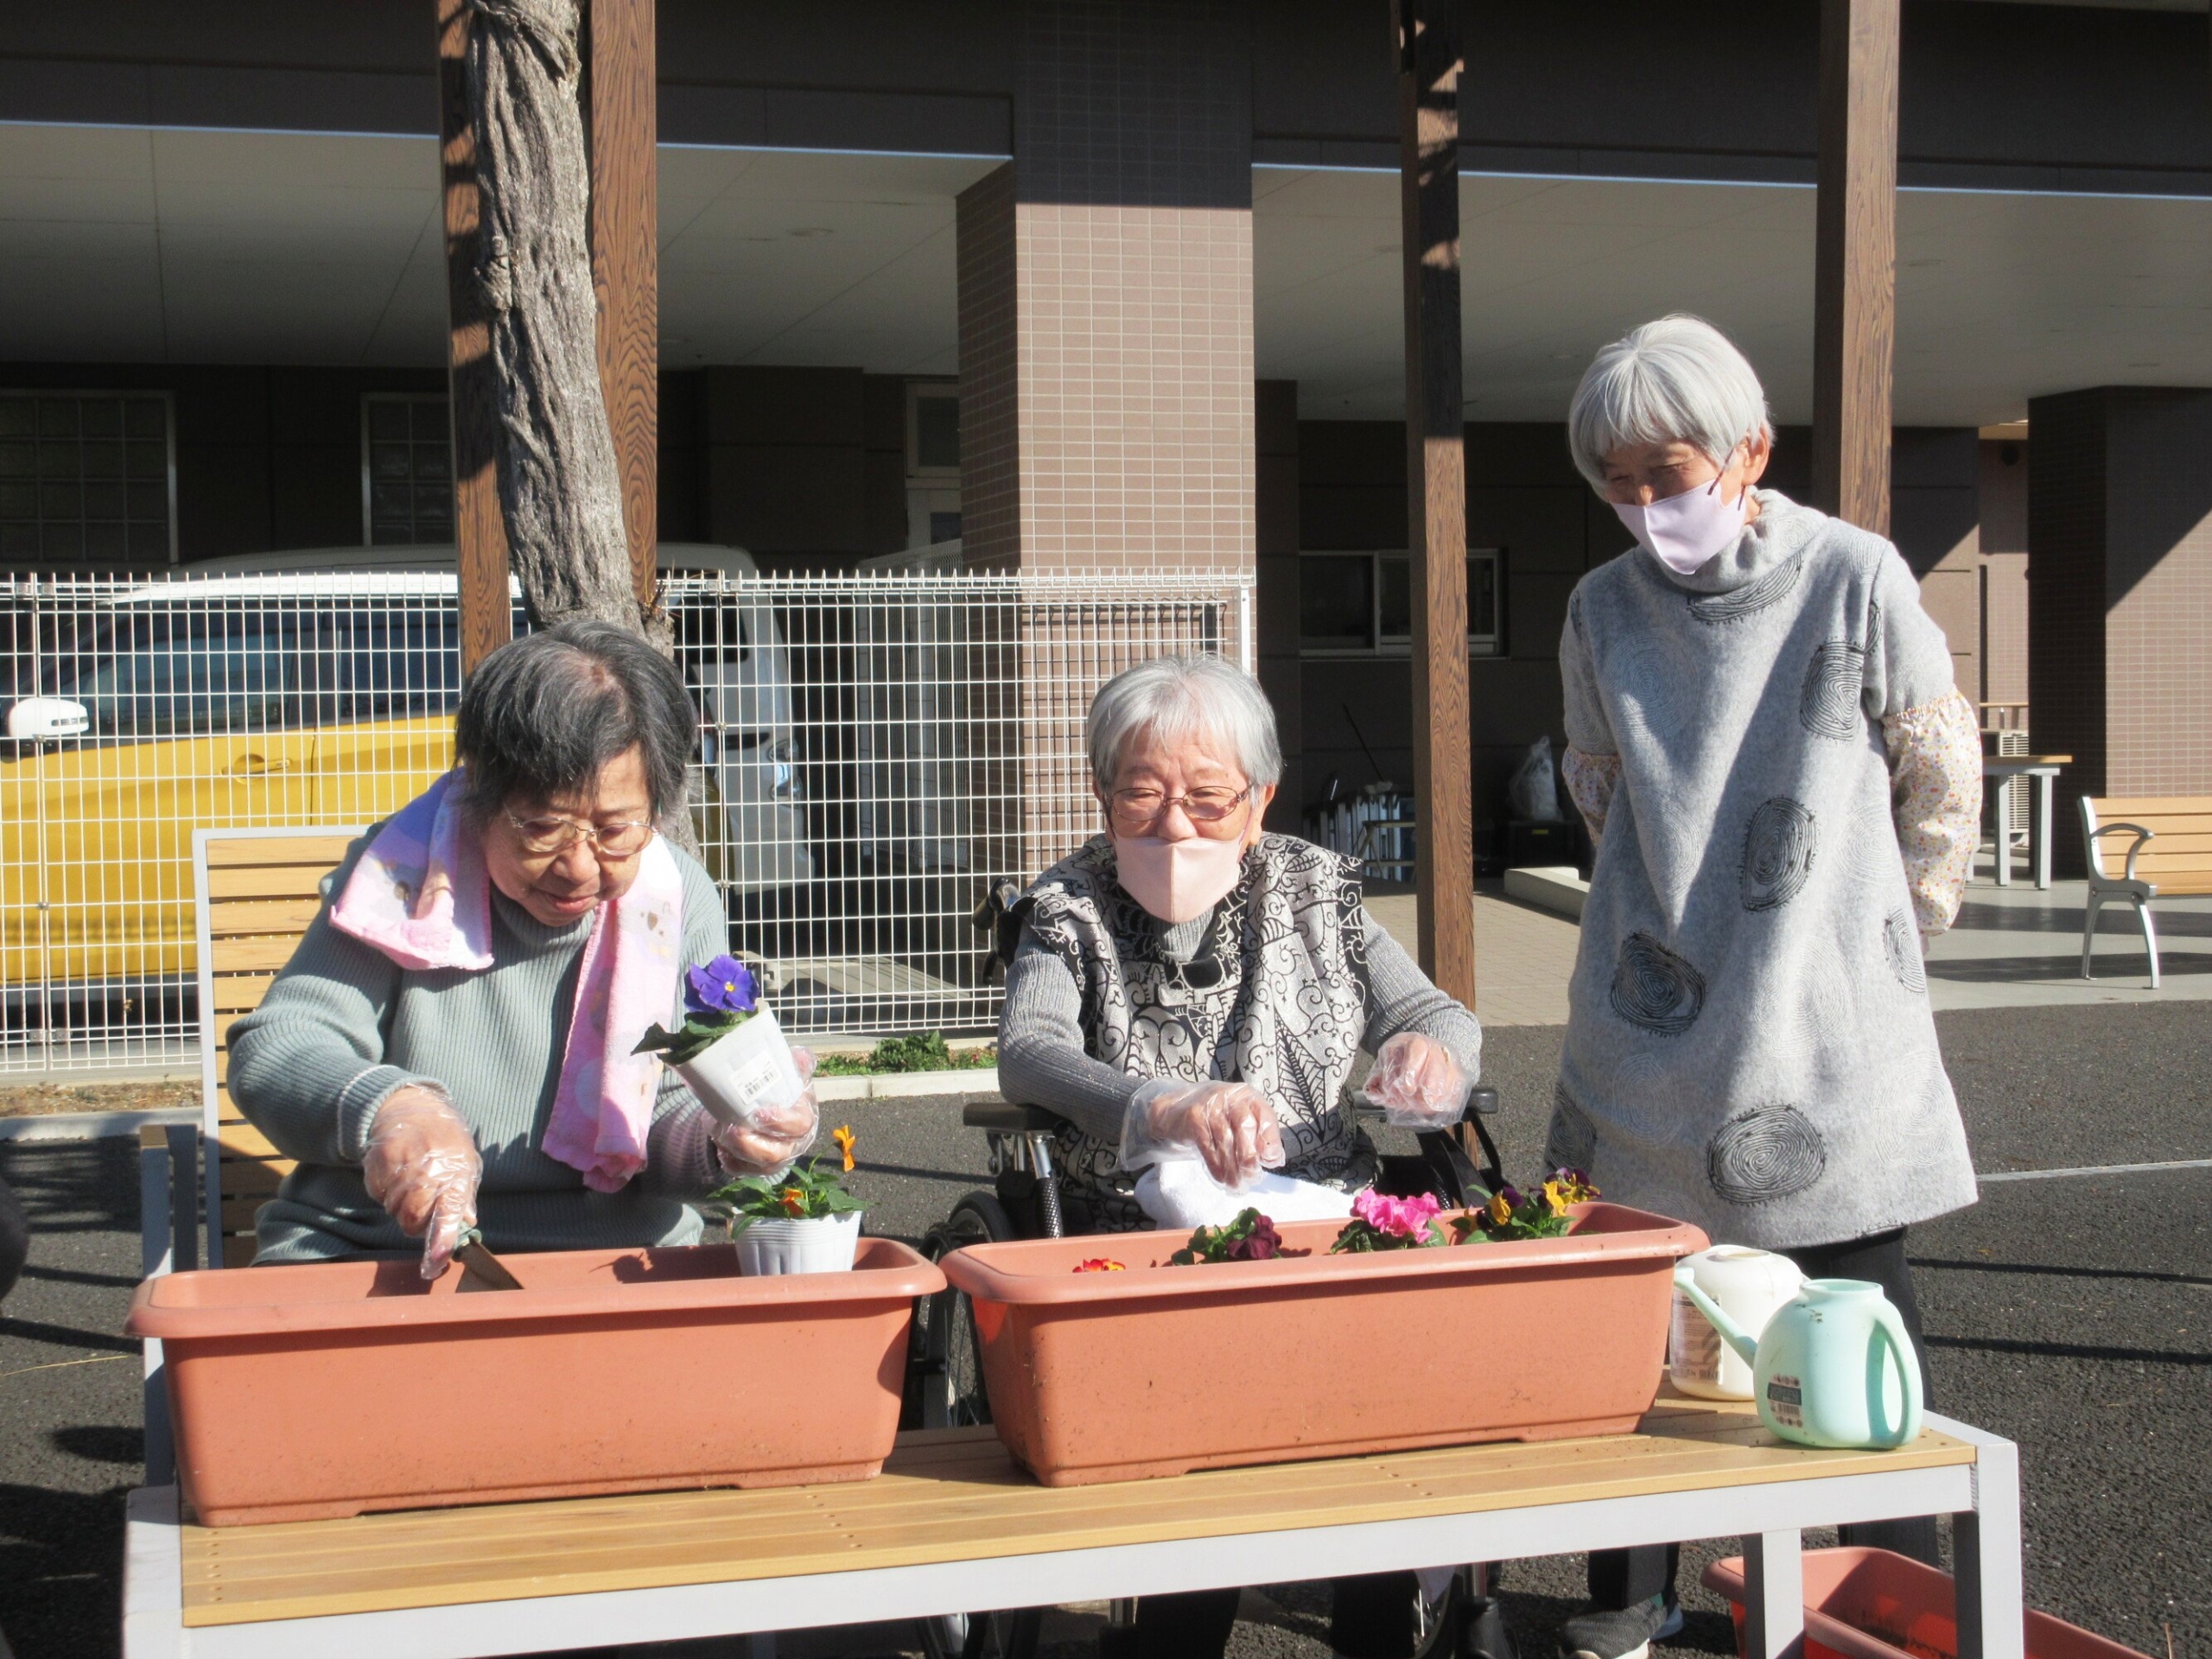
[1361,1032,1476,1132]
[712,1046,821,1178]
[362,1085,483,1281]
[1120,1077,1286,1190]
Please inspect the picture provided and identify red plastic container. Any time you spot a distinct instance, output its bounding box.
[127,1239,943,1526]
[938,1201,1707,1486]
[1702,1548,2152,1659]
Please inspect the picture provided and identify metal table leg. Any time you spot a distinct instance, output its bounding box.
[2034,771,2054,890]
[1743,1529,1805,1659]
[1993,772,2013,887]
[1955,1437,2026,1659]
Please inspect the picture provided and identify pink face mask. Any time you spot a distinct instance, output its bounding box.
[1113,834,1249,924]
[1612,460,1751,575]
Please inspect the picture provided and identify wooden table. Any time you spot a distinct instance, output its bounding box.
[1984,754,2070,889]
[124,1394,2024,1659]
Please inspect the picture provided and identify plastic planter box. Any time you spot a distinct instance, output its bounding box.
[1703,1548,2151,1659]
[938,1201,1707,1486]
[127,1239,943,1526]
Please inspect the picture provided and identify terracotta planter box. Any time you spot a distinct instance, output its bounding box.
[939,1202,1707,1486]
[127,1239,943,1526]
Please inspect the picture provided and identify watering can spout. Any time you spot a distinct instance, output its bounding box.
[1673,1265,1761,1367]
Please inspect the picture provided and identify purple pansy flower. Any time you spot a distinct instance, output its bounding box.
[686,954,758,1015]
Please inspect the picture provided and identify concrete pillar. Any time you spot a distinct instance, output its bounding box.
[2027,387,2212,874]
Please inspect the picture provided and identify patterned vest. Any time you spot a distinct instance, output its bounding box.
[1018,833,1380,1231]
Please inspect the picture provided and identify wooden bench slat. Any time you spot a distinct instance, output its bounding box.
[205,898,324,938]
[221,1235,259,1268]
[2093,795,2212,815]
[210,974,276,1014]
[206,866,333,901]
[203,836,359,869]
[208,935,310,976]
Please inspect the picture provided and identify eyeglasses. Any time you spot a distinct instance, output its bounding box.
[1107,785,1252,833]
[505,812,656,858]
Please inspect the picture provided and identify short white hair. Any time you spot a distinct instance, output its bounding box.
[1086,654,1282,791]
[1567,314,1774,492]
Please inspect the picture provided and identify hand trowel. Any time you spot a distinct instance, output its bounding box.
[454,1228,524,1293]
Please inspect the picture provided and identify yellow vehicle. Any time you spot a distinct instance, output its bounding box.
[2,546,813,1033]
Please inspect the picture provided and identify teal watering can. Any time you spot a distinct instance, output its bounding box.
[1670,1268,1924,1450]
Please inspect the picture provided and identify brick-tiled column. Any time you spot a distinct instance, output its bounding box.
[957,1,1258,878]
[957,0,1255,579]
[2027,386,2212,875]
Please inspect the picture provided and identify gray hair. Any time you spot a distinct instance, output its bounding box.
[1086,654,1282,791]
[455,620,696,825]
[1567,314,1774,492]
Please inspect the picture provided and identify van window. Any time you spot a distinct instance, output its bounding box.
[57,609,300,737]
[329,609,463,719]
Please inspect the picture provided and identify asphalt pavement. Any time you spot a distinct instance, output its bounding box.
[2,1001,2205,1659]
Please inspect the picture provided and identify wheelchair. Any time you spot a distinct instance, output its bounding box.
[903,1087,1521,1659]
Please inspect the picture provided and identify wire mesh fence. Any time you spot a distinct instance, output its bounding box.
[1,566,1251,1071]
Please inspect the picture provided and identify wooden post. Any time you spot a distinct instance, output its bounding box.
[437,0,513,676]
[1812,0,1899,536]
[588,0,658,607]
[1395,0,1476,1008]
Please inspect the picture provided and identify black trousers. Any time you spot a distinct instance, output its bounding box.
[0,1173,26,1306]
[1133,1572,1434,1659]
[1588,1227,1939,1611]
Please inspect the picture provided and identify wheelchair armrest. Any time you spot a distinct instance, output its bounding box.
[962,1098,1070,1135]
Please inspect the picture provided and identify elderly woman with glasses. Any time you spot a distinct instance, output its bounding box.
[228,621,818,1278]
[997,654,1486,1659]
[998,653,1484,1234]
[1548,315,1981,1659]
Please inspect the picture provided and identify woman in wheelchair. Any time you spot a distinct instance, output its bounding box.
[994,653,1487,1659]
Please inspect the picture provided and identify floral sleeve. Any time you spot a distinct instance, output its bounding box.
[1561,746,1623,843]
[1880,690,1982,937]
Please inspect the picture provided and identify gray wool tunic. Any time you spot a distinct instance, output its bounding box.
[1554,489,1977,1249]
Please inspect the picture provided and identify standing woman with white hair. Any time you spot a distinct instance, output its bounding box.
[1548,315,1983,1659]
[997,652,1484,1659]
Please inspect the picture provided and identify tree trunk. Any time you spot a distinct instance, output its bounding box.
[465,0,696,851]
[465,0,664,648]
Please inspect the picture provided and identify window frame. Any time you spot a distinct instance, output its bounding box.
[359,391,455,548]
[1298,548,1503,659]
[905,379,961,480]
[0,387,179,566]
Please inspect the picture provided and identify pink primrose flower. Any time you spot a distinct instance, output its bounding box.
[1351,1187,1443,1239]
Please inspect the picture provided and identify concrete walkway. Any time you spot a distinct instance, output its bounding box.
[1367,873,2212,1027]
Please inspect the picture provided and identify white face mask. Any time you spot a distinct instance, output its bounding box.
[1112,834,1248,924]
[1612,464,1751,575]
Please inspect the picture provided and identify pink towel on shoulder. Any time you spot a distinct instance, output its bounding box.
[330,769,683,1192]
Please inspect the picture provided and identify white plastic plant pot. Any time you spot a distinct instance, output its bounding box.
[734,1211,863,1276]
[676,1004,805,1128]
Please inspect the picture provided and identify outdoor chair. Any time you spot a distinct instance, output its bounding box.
[2078,795,2212,989]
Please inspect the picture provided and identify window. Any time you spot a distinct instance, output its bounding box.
[1300,550,1502,657]
[905,380,961,550]
[55,609,299,737]
[361,394,454,546]
[0,391,175,564]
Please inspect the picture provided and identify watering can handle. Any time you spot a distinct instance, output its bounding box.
[1868,1296,1925,1447]
[1671,1264,1760,1368]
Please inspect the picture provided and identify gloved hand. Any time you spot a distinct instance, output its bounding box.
[711,1046,821,1178]
[1361,1032,1476,1131]
[1121,1077,1286,1190]
[362,1085,483,1281]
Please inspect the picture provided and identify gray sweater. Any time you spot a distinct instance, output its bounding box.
[1554,490,1977,1249]
[999,906,1483,1147]
[228,837,733,1262]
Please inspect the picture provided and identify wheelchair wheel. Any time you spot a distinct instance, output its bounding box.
[912,1191,1014,1430]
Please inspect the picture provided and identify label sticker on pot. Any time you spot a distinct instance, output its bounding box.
[732,1052,788,1105]
[1765,1373,1804,1429]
